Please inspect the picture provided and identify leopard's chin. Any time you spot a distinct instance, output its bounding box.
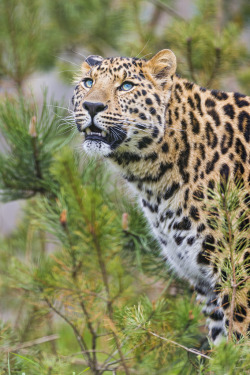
[83,139,112,157]
[81,122,127,156]
[82,132,127,157]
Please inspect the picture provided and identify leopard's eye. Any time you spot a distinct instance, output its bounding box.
[82,79,93,89]
[120,81,134,92]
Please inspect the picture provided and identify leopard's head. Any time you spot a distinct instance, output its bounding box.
[72,50,176,157]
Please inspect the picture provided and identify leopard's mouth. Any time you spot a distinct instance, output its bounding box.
[84,123,110,144]
[83,122,127,150]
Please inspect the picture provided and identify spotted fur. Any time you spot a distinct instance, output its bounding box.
[72,50,250,344]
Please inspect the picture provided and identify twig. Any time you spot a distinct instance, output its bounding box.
[102,357,133,370]
[206,47,221,88]
[78,297,98,370]
[234,276,250,288]
[44,297,92,366]
[63,350,118,361]
[2,334,59,353]
[186,37,196,82]
[187,351,200,370]
[146,330,211,360]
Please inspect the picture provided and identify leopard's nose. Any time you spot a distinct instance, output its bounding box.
[83,101,107,118]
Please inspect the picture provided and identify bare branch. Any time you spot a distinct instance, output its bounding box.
[2,334,59,353]
[206,47,221,88]
[146,330,211,360]
[186,37,197,82]
[44,298,92,366]
[234,276,250,288]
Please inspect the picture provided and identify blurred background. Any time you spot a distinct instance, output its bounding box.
[1,0,250,95]
[0,0,249,374]
[0,0,250,234]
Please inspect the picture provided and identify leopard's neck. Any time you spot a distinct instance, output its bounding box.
[108,76,203,201]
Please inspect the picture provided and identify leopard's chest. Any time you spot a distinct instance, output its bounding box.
[140,197,213,286]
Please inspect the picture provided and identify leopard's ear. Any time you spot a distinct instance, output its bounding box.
[81,55,103,74]
[146,49,176,85]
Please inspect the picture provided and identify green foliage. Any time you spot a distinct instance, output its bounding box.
[207,340,250,375]
[205,179,250,343]
[1,0,249,93]
[0,0,250,374]
[164,0,247,88]
[0,97,206,374]
[1,98,248,372]
[0,0,57,86]
[0,323,25,374]
[237,67,250,94]
[47,0,130,55]
[0,93,72,201]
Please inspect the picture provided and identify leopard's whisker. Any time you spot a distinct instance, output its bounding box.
[71,49,88,59]
[134,40,150,59]
[47,104,74,114]
[55,55,81,67]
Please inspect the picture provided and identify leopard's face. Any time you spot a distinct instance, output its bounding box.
[72,51,176,156]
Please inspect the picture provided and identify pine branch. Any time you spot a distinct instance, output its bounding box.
[60,211,99,372]
[31,133,43,181]
[100,356,133,373]
[79,298,98,367]
[234,276,250,288]
[145,330,211,360]
[0,94,68,201]
[92,229,130,375]
[206,179,249,343]
[206,47,221,87]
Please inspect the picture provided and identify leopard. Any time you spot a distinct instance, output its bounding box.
[72,49,250,344]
